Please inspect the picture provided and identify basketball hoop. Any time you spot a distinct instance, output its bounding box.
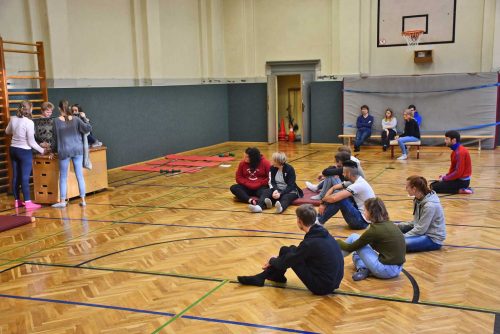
[402,30,424,50]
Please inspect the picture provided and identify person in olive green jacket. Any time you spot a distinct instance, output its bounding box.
[337,197,406,281]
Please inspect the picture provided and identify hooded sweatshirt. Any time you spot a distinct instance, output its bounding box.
[400,191,446,244]
[269,224,344,294]
[235,156,271,190]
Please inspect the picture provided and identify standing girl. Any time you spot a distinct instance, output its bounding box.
[6,101,45,209]
[52,100,92,208]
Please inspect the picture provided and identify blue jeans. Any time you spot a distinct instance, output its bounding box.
[342,234,403,279]
[318,176,342,198]
[355,128,372,148]
[318,197,368,229]
[397,136,419,155]
[405,235,442,253]
[10,146,34,201]
[59,155,86,200]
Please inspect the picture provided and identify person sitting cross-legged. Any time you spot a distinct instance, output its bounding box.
[337,197,406,281]
[317,160,375,230]
[237,204,344,295]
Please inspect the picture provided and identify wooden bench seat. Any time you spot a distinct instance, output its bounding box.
[338,134,494,152]
[389,139,421,159]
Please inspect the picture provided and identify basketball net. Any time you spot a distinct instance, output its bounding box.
[402,30,424,51]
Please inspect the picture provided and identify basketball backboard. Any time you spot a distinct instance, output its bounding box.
[377,0,456,47]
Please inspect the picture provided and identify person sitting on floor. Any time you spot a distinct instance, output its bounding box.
[237,204,344,295]
[230,147,271,205]
[395,109,420,160]
[354,105,374,152]
[396,175,446,252]
[305,151,355,200]
[430,130,473,194]
[337,197,406,281]
[317,160,375,229]
[248,152,303,214]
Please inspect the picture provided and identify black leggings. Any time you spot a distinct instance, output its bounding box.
[430,179,470,194]
[257,188,298,212]
[230,184,267,203]
[381,129,397,147]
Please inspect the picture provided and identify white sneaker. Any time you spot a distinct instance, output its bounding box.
[397,154,408,160]
[264,198,273,209]
[91,141,103,148]
[248,204,262,213]
[310,194,322,200]
[305,181,318,192]
[275,201,283,214]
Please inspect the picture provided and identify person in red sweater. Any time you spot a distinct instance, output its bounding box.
[230,147,271,205]
[430,131,473,194]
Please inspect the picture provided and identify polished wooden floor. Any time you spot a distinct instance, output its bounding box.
[0,142,499,333]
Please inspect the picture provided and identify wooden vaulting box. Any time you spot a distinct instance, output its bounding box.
[33,147,108,204]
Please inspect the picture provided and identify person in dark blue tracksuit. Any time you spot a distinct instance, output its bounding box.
[238,204,344,295]
[354,104,374,152]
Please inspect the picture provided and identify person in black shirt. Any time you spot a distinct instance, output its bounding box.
[237,204,344,295]
[395,109,420,160]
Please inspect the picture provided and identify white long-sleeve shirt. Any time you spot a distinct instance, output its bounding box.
[6,116,44,153]
[381,117,397,130]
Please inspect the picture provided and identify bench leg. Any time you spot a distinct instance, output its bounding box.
[478,139,481,152]
[391,146,394,159]
[417,146,420,159]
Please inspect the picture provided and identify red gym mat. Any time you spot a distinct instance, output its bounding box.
[165,161,220,167]
[166,154,235,162]
[145,159,169,166]
[121,164,200,173]
[0,215,32,232]
[292,188,321,206]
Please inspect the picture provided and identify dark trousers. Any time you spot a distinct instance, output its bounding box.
[257,188,298,212]
[430,179,470,194]
[230,184,267,203]
[354,128,371,148]
[381,129,397,147]
[10,146,33,201]
[264,246,338,295]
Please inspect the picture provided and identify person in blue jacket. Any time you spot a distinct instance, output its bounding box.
[237,204,344,295]
[354,105,374,152]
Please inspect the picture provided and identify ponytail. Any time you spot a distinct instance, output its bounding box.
[406,175,431,195]
[59,99,70,122]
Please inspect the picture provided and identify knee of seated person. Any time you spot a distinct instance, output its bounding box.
[279,246,291,256]
[346,233,360,242]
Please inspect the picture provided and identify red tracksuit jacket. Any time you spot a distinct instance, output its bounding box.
[442,144,472,181]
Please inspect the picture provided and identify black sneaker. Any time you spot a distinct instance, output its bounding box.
[237,275,265,286]
[382,145,387,151]
[352,268,369,281]
[354,146,360,152]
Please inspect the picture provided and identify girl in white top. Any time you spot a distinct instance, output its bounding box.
[5,101,45,209]
[381,108,397,151]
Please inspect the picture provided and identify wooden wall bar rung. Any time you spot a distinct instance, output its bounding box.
[2,40,38,46]
[9,99,44,103]
[3,49,38,54]
[6,75,43,79]
[9,107,41,111]
[8,91,42,95]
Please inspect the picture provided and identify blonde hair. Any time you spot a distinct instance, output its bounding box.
[384,108,394,121]
[16,101,33,118]
[272,152,287,165]
[41,101,54,111]
[364,197,390,223]
[337,145,352,155]
[403,109,414,117]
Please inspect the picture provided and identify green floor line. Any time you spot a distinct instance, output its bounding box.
[151,280,228,334]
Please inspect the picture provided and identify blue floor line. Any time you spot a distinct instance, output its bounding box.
[0,293,318,334]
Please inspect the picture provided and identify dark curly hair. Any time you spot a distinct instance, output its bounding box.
[245,147,262,170]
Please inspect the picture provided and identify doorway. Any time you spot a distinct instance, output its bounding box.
[266,60,319,144]
[277,75,301,142]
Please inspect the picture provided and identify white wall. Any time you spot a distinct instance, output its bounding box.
[0,0,498,87]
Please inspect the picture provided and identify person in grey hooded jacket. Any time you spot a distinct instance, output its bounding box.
[397,175,446,252]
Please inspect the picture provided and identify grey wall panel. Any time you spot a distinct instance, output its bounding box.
[48,85,229,168]
[228,83,267,142]
[310,81,343,143]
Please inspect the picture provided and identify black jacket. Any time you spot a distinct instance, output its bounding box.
[269,224,344,294]
[269,163,304,197]
[401,118,420,138]
[322,165,344,178]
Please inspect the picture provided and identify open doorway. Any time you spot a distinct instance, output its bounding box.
[277,75,302,142]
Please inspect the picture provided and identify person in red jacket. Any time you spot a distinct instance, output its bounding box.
[230,147,271,205]
[430,130,473,194]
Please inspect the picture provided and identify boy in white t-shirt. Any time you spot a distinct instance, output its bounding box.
[318,160,375,229]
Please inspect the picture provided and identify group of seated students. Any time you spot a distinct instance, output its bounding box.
[354,104,421,160]
[6,99,102,210]
[235,129,473,294]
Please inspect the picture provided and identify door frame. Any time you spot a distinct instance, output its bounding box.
[266,60,320,144]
